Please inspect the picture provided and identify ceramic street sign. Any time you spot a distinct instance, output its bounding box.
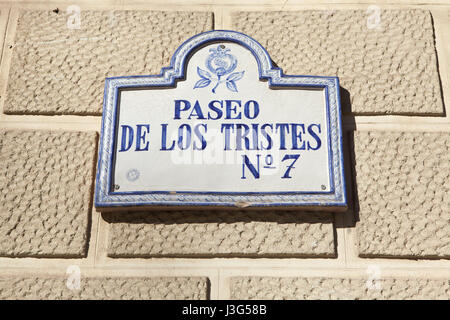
[95,30,347,211]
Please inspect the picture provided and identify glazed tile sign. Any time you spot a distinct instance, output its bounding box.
[95,31,346,210]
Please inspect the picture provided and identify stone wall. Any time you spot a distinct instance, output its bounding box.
[0,1,448,299]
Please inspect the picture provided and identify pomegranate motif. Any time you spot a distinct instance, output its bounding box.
[194,45,245,93]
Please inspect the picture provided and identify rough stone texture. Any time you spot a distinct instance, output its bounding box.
[232,10,444,115]
[105,211,335,257]
[230,277,450,300]
[353,131,450,258]
[0,130,97,257]
[5,10,213,115]
[0,276,208,299]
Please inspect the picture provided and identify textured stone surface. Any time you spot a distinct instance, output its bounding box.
[232,10,444,115]
[106,211,335,257]
[5,10,213,115]
[0,276,208,299]
[0,130,97,257]
[230,277,450,300]
[353,131,450,258]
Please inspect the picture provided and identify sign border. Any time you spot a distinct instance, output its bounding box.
[95,30,347,210]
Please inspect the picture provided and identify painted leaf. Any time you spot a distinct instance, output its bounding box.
[227,71,245,82]
[226,80,238,92]
[194,78,211,89]
[197,67,212,80]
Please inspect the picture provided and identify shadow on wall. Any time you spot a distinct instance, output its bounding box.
[102,210,336,225]
[340,86,360,228]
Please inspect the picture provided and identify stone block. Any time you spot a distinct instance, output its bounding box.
[230,276,450,299]
[353,131,450,258]
[4,10,213,115]
[106,211,336,257]
[0,276,208,299]
[232,10,444,115]
[0,130,97,257]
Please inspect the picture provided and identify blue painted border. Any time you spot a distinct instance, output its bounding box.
[94,30,347,209]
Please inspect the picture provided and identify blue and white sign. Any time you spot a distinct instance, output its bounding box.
[95,30,347,210]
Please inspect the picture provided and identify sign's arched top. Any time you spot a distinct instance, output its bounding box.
[161,30,278,85]
[95,30,347,211]
[107,30,340,89]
